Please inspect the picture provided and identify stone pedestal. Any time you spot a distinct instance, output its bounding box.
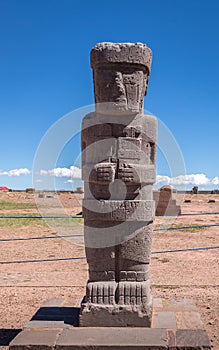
[9,298,211,350]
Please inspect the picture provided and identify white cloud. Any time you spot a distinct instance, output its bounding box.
[0,168,31,176]
[212,177,219,185]
[171,174,210,186]
[156,175,171,185]
[40,166,81,179]
[156,173,217,187]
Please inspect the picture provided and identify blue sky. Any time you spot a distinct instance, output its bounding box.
[0,0,219,190]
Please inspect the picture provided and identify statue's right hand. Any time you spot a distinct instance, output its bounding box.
[94,162,116,183]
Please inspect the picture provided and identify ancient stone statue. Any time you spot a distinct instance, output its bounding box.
[80,42,157,327]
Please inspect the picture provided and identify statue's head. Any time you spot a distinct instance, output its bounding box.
[90,42,152,114]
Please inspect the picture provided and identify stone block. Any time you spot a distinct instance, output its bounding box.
[152,311,177,329]
[176,329,211,349]
[156,204,181,216]
[9,329,59,350]
[175,311,204,330]
[153,298,163,310]
[79,302,151,329]
[154,186,181,216]
[164,299,198,312]
[9,298,211,350]
[25,320,73,329]
[56,328,168,350]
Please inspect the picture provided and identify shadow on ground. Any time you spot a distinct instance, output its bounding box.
[0,329,22,346]
[30,306,80,327]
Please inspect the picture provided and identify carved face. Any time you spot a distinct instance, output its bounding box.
[93,66,149,114]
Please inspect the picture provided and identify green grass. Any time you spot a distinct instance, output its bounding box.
[153,285,180,290]
[153,285,209,290]
[187,227,205,232]
[158,257,170,263]
[200,285,209,289]
[0,216,46,227]
[0,200,62,210]
[0,214,84,227]
[171,223,206,232]
[0,201,38,210]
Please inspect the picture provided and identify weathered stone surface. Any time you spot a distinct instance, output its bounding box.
[175,311,204,330]
[176,329,211,349]
[80,302,152,328]
[119,225,153,263]
[167,329,176,349]
[90,42,152,69]
[153,186,181,216]
[83,164,156,184]
[56,328,168,349]
[152,298,206,332]
[81,42,156,327]
[9,329,59,350]
[9,298,211,350]
[152,298,163,309]
[90,43,152,114]
[164,298,198,312]
[152,311,177,329]
[83,199,155,221]
[85,281,117,304]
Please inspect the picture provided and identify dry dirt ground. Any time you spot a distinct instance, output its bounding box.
[0,191,218,349]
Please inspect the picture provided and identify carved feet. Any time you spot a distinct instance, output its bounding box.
[86,281,117,304]
[117,280,151,306]
[85,280,151,307]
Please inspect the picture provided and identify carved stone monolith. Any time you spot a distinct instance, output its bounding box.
[80,42,157,327]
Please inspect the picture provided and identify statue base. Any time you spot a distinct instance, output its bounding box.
[79,302,152,327]
[9,297,211,350]
[79,280,152,327]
